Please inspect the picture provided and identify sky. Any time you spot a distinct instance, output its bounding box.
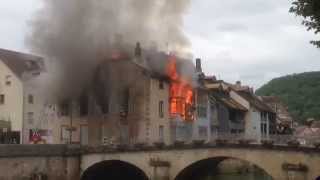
[0,0,319,89]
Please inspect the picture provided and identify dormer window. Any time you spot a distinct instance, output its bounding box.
[159,80,164,89]
[0,94,4,105]
[5,75,11,86]
[28,95,34,104]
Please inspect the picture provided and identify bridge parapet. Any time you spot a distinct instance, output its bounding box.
[81,142,320,155]
[0,144,81,157]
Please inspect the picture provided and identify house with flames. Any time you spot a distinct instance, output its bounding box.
[0,48,45,144]
[0,47,278,145]
[46,44,197,146]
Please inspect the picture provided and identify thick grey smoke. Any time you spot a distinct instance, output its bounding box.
[27,0,191,100]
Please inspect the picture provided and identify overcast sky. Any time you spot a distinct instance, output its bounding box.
[1,0,319,89]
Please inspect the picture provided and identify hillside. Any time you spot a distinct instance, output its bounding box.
[256,71,320,123]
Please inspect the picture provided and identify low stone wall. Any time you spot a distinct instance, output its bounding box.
[0,145,80,180]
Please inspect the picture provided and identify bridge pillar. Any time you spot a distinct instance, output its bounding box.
[286,171,308,180]
[149,158,170,180]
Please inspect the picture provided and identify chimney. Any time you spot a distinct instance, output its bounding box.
[135,42,142,57]
[196,58,202,73]
[236,81,241,88]
[250,87,254,94]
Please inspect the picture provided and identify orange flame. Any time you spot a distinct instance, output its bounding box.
[166,54,194,121]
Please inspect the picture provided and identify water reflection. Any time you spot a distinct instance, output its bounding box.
[203,172,273,180]
[201,159,273,180]
[175,158,273,180]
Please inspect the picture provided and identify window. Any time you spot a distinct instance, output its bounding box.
[60,100,70,116]
[27,112,34,125]
[28,95,34,104]
[159,80,164,89]
[79,94,88,116]
[197,106,207,118]
[261,123,268,135]
[0,94,4,105]
[80,125,88,145]
[231,129,237,134]
[159,125,164,142]
[159,101,164,118]
[60,126,70,143]
[5,75,11,86]
[229,110,237,122]
[198,126,208,138]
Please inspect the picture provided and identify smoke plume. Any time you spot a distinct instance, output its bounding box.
[27,0,191,100]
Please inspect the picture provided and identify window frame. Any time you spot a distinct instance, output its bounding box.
[5,75,11,86]
[27,112,34,125]
[159,80,164,90]
[0,94,5,105]
[28,94,34,104]
[159,100,164,118]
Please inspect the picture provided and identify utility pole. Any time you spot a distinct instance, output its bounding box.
[69,101,73,144]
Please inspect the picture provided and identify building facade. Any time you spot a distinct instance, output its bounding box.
[0,48,44,144]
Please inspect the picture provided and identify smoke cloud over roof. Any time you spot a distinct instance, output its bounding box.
[27,0,191,100]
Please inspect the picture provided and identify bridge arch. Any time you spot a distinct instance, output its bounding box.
[81,160,149,180]
[174,155,274,180]
[171,148,283,180]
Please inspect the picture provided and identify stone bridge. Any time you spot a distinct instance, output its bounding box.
[0,144,319,180]
[81,144,320,180]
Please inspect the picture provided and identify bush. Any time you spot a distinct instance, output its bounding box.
[313,142,320,149]
[215,139,228,145]
[153,142,165,149]
[287,140,300,147]
[116,144,129,151]
[192,140,205,147]
[261,140,274,147]
[174,140,185,147]
[134,143,146,149]
[238,139,253,145]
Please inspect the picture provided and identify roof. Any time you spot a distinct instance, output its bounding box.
[0,48,43,78]
[237,91,274,113]
[311,121,320,128]
[295,126,320,137]
[260,96,282,103]
[210,91,248,111]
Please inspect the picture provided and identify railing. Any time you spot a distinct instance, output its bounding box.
[211,133,247,143]
[98,133,320,149]
[209,133,320,147]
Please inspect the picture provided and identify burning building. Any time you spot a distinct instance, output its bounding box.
[26,0,197,145]
[167,55,194,121]
[88,47,197,145]
[44,44,197,146]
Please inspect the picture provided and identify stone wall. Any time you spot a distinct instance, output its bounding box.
[0,145,80,180]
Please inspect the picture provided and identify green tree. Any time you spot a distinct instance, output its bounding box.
[290,0,320,47]
[256,72,320,124]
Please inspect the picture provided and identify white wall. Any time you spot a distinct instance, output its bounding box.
[0,60,24,134]
[22,74,48,144]
[244,108,261,142]
[148,78,171,145]
[193,90,211,142]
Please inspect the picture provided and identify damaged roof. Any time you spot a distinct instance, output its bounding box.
[210,91,248,111]
[0,48,44,78]
[237,91,274,113]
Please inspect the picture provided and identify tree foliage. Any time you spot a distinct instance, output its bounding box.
[256,71,320,124]
[290,0,320,47]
